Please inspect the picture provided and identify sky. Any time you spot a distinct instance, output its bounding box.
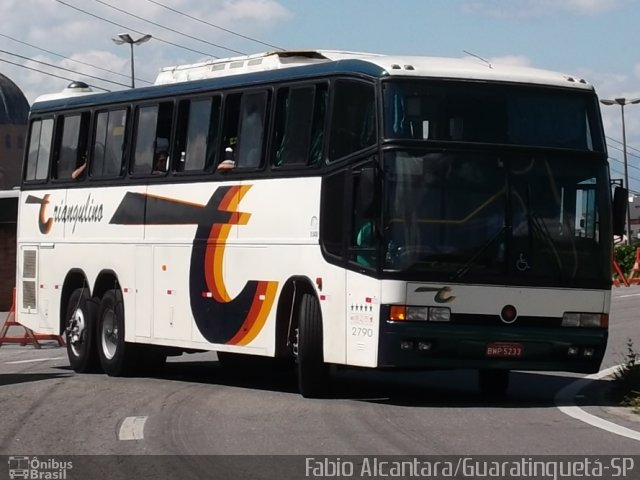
[2,0,640,189]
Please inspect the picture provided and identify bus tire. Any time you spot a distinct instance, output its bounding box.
[97,289,134,376]
[478,369,509,397]
[65,288,100,373]
[296,293,330,398]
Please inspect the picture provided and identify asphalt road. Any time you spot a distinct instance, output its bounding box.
[0,288,639,477]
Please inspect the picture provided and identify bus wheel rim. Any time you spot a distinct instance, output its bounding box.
[69,309,86,357]
[101,309,118,360]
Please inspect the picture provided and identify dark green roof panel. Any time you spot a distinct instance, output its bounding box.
[0,73,28,124]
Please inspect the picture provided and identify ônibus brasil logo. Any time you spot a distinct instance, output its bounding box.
[7,456,72,479]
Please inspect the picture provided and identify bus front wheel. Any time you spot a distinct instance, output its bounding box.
[296,293,331,398]
[97,289,134,376]
[65,288,100,373]
[478,369,510,397]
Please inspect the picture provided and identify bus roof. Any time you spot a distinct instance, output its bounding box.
[153,50,383,84]
[156,50,593,91]
[31,50,593,113]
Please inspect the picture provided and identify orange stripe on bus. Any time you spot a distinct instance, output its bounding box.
[212,224,233,302]
[218,185,237,211]
[236,281,278,346]
[226,282,267,345]
[204,224,221,298]
[205,185,253,303]
[227,281,278,346]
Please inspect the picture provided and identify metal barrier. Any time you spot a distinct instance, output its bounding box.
[0,288,64,348]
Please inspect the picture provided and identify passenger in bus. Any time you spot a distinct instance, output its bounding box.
[151,137,170,174]
[71,158,87,179]
[153,150,168,173]
[217,146,236,171]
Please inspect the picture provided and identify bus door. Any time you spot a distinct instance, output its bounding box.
[345,164,381,368]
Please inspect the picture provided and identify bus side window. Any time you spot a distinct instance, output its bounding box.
[25,118,53,182]
[272,83,327,167]
[219,93,241,170]
[91,109,128,177]
[272,85,314,167]
[132,106,158,174]
[53,113,89,180]
[236,91,268,169]
[329,80,376,161]
[175,96,221,172]
[131,102,173,175]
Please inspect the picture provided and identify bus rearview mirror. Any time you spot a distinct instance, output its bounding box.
[612,186,628,237]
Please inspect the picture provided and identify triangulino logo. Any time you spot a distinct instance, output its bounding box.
[26,193,104,234]
[7,456,73,479]
[414,286,456,303]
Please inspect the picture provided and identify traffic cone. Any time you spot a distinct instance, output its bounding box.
[613,251,630,287]
[627,248,640,285]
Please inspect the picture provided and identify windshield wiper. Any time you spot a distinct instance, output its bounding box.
[450,225,509,281]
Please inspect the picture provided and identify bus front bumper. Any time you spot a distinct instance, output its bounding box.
[377,322,607,373]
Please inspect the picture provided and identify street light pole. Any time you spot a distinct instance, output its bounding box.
[601,97,640,244]
[111,33,152,88]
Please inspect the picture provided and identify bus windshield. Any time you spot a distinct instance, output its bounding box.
[381,150,611,288]
[383,80,605,152]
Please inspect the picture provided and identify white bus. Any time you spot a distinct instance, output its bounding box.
[16,50,625,397]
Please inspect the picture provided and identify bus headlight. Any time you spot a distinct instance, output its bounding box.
[429,307,451,322]
[389,306,451,322]
[561,313,607,328]
[406,307,429,321]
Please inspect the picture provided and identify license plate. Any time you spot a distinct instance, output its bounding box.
[486,342,523,358]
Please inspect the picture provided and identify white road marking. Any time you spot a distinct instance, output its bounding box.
[556,365,640,442]
[5,357,65,365]
[618,293,640,298]
[118,416,148,441]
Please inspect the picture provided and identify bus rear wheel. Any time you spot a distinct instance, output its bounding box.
[296,293,330,398]
[97,289,135,376]
[478,369,510,397]
[65,288,100,373]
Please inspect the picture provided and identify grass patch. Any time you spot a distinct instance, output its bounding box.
[611,338,640,413]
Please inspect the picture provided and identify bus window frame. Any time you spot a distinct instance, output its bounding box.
[217,87,272,174]
[21,74,383,188]
[23,116,55,185]
[50,111,90,184]
[173,93,222,177]
[270,80,330,171]
[326,77,378,164]
[129,99,176,179]
[88,106,131,181]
